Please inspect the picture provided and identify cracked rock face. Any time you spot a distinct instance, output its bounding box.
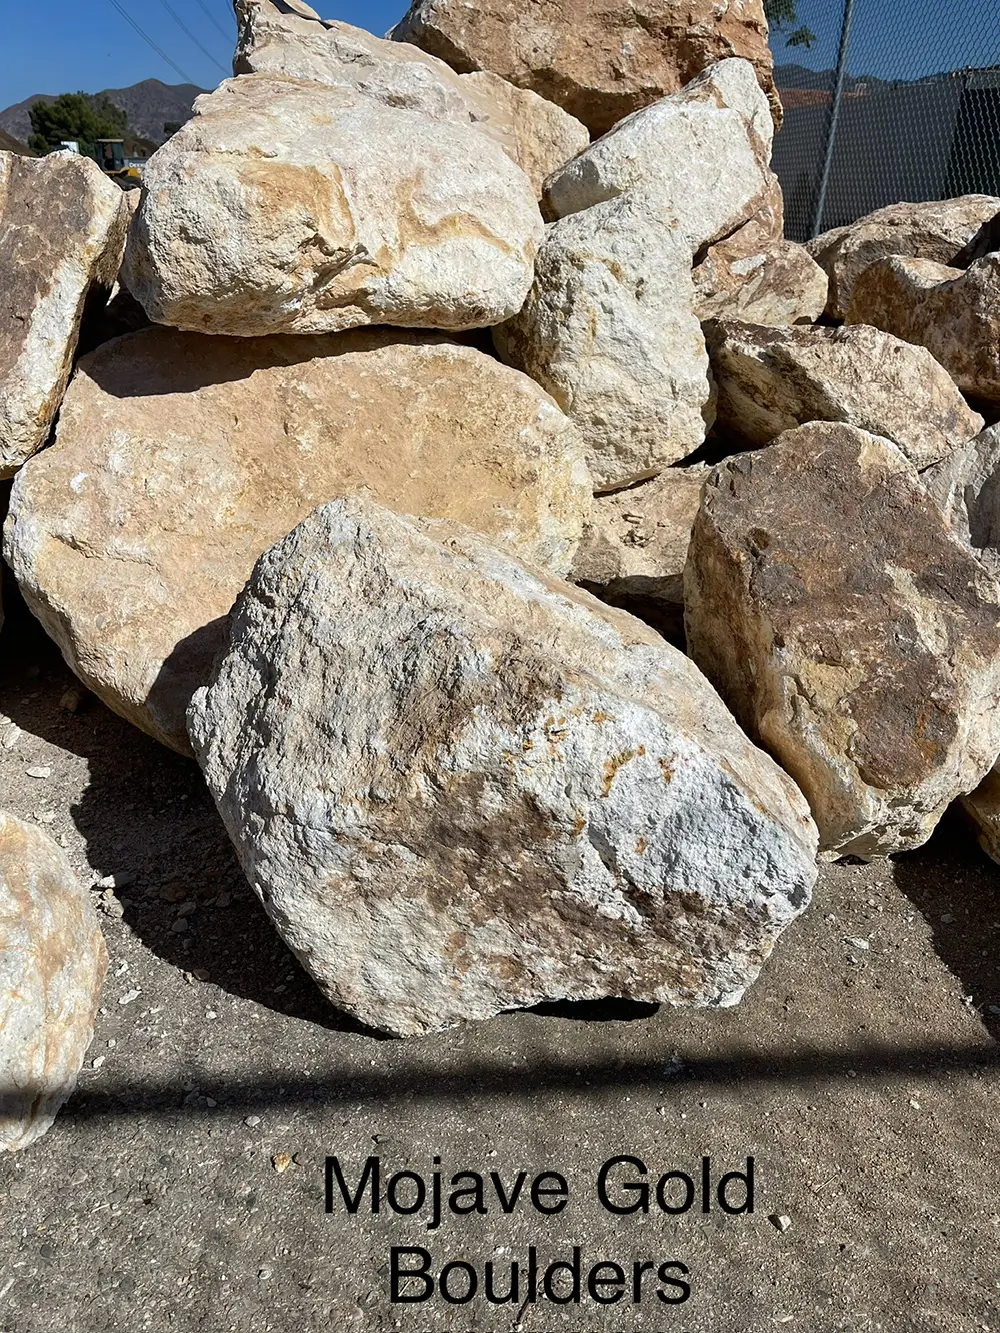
[706,320,984,468]
[390,0,780,138]
[685,422,1000,860]
[188,496,818,1037]
[807,195,1000,320]
[232,0,589,196]
[123,73,543,337]
[923,424,1000,580]
[693,236,828,326]
[846,254,1000,402]
[0,812,107,1152]
[4,328,591,754]
[0,151,129,478]
[497,61,777,490]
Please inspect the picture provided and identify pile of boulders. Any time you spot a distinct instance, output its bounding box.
[4,0,1000,1137]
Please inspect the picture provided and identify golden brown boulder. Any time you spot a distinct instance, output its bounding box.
[391,0,780,137]
[4,328,592,754]
[685,422,1000,860]
[0,151,129,478]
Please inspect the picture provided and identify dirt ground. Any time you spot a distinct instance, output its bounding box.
[0,571,999,1333]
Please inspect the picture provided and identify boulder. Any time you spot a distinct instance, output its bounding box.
[846,255,1000,402]
[922,424,1000,578]
[684,422,1000,860]
[807,195,1000,321]
[233,0,589,194]
[705,320,984,468]
[960,765,1000,865]
[495,194,711,491]
[497,61,778,490]
[542,59,776,246]
[4,327,591,754]
[694,237,828,325]
[122,73,543,337]
[0,151,129,478]
[571,465,709,609]
[391,0,780,139]
[0,812,107,1152]
[188,495,819,1037]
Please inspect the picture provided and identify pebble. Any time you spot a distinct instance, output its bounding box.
[118,990,140,1006]
[272,1153,292,1174]
[909,1099,921,1110]
[26,767,52,779]
[171,918,189,934]
[245,1116,261,1127]
[60,686,87,713]
[770,1214,793,1233]
[92,1056,106,1069]
[3,727,21,751]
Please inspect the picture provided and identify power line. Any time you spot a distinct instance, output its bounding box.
[105,0,198,84]
[158,0,230,75]
[191,0,235,45]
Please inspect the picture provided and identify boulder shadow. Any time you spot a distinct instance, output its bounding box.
[0,578,380,1037]
[891,807,1000,1041]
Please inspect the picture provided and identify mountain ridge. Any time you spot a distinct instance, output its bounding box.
[0,79,208,148]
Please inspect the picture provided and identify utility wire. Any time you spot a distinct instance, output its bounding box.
[191,0,235,44]
[158,0,230,75]
[105,0,198,84]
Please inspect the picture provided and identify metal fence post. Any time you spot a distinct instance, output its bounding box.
[811,0,857,238]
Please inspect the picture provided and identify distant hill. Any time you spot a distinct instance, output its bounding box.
[0,79,207,149]
[0,128,35,156]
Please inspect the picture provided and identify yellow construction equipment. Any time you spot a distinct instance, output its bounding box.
[93,139,143,189]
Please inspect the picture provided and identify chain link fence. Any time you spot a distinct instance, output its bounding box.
[769,0,1000,242]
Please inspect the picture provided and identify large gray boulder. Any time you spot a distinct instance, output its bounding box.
[188,496,819,1037]
[0,813,107,1152]
[685,422,1000,860]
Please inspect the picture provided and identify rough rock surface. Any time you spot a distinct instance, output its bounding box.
[846,255,1000,402]
[684,422,1000,860]
[232,0,589,194]
[0,151,129,478]
[960,765,1000,866]
[391,0,780,138]
[572,466,708,608]
[188,495,819,1037]
[807,196,1000,320]
[923,424,1000,578]
[0,811,107,1152]
[4,327,591,754]
[541,59,776,245]
[496,195,711,490]
[706,320,984,468]
[497,61,776,490]
[694,237,828,325]
[122,73,543,337]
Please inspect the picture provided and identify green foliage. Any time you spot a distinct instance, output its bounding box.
[764,0,818,51]
[28,92,129,159]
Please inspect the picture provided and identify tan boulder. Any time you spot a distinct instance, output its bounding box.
[684,422,1000,860]
[706,320,984,468]
[694,237,828,325]
[122,74,543,337]
[0,151,129,478]
[807,195,1000,320]
[960,765,1000,865]
[233,0,589,194]
[923,423,1000,577]
[391,0,780,138]
[188,496,818,1036]
[572,466,709,609]
[497,61,777,490]
[846,254,1000,401]
[4,327,592,754]
[0,812,107,1152]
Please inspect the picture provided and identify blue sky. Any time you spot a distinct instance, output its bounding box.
[0,1,408,107]
[3,0,1000,112]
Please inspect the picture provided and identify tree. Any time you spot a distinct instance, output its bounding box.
[765,0,817,50]
[28,93,129,158]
